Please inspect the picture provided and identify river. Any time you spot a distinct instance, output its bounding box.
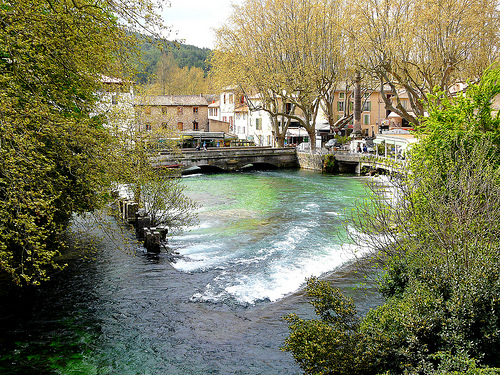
[0,169,383,374]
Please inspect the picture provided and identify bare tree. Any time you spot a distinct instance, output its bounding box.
[211,0,349,151]
[351,0,500,126]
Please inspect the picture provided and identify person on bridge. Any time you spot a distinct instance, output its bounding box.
[203,142,207,150]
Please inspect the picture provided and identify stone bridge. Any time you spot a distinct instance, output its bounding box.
[153,147,299,174]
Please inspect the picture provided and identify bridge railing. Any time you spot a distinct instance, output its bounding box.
[159,146,296,156]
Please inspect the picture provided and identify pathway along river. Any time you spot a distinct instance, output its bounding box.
[0,169,383,374]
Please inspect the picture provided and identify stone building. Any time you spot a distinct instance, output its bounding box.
[134,95,210,132]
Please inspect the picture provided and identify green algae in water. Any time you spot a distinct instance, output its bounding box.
[0,319,99,374]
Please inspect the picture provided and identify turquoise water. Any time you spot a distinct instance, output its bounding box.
[0,169,381,374]
[171,170,372,305]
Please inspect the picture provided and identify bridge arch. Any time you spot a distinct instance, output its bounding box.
[182,165,226,175]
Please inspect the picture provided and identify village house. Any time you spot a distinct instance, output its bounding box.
[213,88,276,146]
[134,95,210,132]
[330,88,388,137]
[207,99,231,132]
[219,88,237,132]
[94,76,135,131]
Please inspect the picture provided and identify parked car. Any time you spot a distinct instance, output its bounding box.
[324,138,339,150]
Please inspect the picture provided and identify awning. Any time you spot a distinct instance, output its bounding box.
[286,128,306,137]
[374,134,419,148]
[388,111,401,118]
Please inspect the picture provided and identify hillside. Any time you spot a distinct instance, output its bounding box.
[134,36,211,84]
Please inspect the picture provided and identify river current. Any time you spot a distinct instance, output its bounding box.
[0,169,383,374]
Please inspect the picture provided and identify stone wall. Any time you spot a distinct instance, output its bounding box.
[297,152,324,171]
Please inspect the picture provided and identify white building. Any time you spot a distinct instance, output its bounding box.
[216,89,275,146]
[246,94,275,146]
[208,99,219,121]
[219,88,238,133]
[93,76,135,132]
[234,104,250,140]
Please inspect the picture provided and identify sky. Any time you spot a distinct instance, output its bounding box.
[161,0,240,49]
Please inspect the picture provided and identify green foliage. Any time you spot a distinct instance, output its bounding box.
[411,67,500,174]
[334,135,350,145]
[0,0,129,285]
[284,67,500,374]
[0,0,185,286]
[282,278,366,375]
[134,36,211,84]
[323,155,338,173]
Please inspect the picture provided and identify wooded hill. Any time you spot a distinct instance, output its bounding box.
[134,35,211,84]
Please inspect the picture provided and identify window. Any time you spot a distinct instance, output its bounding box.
[193,107,198,114]
[229,116,233,126]
[145,106,151,115]
[362,101,372,112]
[285,103,293,114]
[363,114,370,125]
[177,107,183,115]
[240,95,245,104]
[193,121,199,130]
[177,122,183,131]
[339,92,345,99]
[145,123,152,131]
[162,106,167,114]
[112,95,118,105]
[222,116,227,122]
[256,118,262,130]
[223,94,226,104]
[364,92,371,99]
[337,101,345,112]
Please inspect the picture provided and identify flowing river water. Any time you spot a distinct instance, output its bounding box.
[0,169,383,374]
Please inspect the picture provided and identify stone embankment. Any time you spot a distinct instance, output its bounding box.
[297,151,324,171]
[117,199,168,253]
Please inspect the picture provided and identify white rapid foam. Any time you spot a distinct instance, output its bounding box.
[223,242,369,304]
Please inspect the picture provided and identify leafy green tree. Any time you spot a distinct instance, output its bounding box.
[0,0,173,286]
[283,278,373,375]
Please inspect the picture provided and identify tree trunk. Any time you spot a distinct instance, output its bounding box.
[353,71,362,136]
[307,128,316,152]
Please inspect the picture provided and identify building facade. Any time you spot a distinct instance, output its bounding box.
[134,95,210,132]
[94,76,135,132]
[330,89,387,136]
